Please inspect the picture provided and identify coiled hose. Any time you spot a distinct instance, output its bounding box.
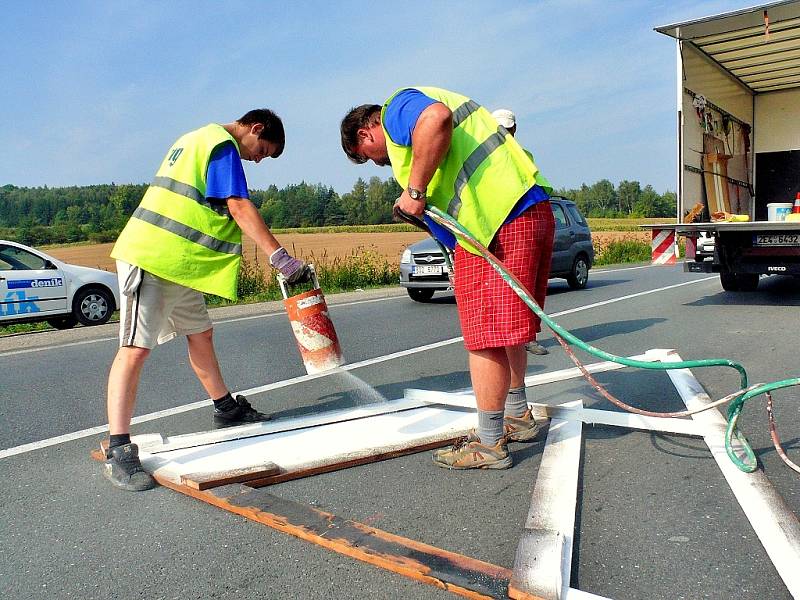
[416,205,799,474]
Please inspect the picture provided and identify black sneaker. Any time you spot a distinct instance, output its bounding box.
[103,443,157,491]
[213,395,271,428]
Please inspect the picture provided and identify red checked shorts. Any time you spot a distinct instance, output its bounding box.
[453,201,555,351]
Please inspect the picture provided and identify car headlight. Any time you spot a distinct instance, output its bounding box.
[400,248,412,264]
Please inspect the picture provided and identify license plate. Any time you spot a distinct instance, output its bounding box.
[753,233,800,247]
[413,265,444,276]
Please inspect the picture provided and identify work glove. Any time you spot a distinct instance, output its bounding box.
[269,247,311,285]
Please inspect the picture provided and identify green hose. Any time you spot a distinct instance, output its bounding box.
[423,205,764,472]
[726,378,800,471]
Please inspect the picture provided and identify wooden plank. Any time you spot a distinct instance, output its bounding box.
[157,477,511,600]
[243,437,459,488]
[180,462,281,490]
[665,355,800,599]
[139,405,478,486]
[510,401,583,600]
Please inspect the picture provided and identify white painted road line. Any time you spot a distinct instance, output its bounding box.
[0,277,716,459]
[0,337,117,358]
[0,294,407,358]
[143,351,669,454]
[509,400,583,599]
[594,264,655,273]
[665,354,800,599]
[550,277,716,317]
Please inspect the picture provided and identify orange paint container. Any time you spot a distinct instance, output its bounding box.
[279,266,344,375]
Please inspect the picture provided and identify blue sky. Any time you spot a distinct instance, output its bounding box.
[0,1,747,195]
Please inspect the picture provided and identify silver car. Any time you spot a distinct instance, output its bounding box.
[399,197,594,301]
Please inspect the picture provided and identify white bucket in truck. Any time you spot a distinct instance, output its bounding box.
[767,203,792,221]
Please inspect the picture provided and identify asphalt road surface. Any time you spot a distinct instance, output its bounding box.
[2,264,799,600]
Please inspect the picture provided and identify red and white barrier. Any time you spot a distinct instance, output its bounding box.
[651,228,676,265]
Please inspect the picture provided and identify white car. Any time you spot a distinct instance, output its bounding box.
[0,240,119,329]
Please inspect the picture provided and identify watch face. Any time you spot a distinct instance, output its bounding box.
[409,188,424,200]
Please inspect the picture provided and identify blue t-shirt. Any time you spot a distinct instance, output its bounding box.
[384,89,547,249]
[206,141,249,201]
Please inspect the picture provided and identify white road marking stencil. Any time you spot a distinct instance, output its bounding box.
[126,349,799,599]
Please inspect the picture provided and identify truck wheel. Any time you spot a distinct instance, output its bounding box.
[47,316,78,330]
[73,287,114,326]
[736,273,759,291]
[720,272,759,292]
[407,288,435,302]
[720,272,739,291]
[567,255,589,290]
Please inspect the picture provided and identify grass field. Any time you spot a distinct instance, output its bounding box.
[586,217,673,231]
[40,219,663,272]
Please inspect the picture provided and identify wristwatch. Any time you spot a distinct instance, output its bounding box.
[407,186,426,201]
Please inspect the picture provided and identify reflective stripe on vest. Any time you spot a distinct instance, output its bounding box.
[448,127,509,219]
[132,207,242,256]
[150,176,230,217]
[451,99,480,128]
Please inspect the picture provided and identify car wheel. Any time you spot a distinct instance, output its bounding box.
[47,316,78,330]
[566,255,589,290]
[73,287,114,326]
[407,288,435,302]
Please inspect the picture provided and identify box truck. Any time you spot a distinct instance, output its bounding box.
[651,1,800,291]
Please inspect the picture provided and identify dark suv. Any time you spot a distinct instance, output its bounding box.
[399,196,594,301]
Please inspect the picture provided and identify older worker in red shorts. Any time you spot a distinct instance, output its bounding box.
[340,87,555,469]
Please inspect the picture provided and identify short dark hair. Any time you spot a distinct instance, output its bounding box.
[238,109,285,157]
[340,104,381,163]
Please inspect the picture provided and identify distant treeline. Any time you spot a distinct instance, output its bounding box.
[552,179,676,219]
[0,177,674,246]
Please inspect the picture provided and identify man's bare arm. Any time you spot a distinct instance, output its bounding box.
[396,102,453,216]
[226,197,281,256]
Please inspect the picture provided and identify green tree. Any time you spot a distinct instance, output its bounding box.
[339,178,369,224]
[616,180,641,215]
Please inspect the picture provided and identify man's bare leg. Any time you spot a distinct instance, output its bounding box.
[506,344,527,389]
[188,328,271,425]
[431,347,513,468]
[104,345,157,490]
[107,346,150,434]
[469,347,511,411]
[186,328,228,399]
[504,343,529,418]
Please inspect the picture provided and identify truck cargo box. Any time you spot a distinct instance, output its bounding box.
[650,1,800,291]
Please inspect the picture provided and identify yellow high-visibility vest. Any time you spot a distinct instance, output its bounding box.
[112,124,243,299]
[382,87,551,253]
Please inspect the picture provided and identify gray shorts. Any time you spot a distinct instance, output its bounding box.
[116,261,213,349]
